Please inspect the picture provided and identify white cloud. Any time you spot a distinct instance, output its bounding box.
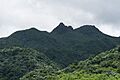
[0,0,120,37]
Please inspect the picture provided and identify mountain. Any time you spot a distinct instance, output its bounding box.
[20,47,120,80]
[50,47,120,80]
[0,23,120,67]
[63,47,120,73]
[0,47,59,80]
[0,28,60,49]
[51,22,73,34]
[49,23,120,67]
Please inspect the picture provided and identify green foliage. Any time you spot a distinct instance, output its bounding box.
[0,47,59,80]
[0,25,120,80]
[65,47,120,72]
[0,25,120,67]
[47,71,120,80]
[45,47,120,80]
[20,66,57,80]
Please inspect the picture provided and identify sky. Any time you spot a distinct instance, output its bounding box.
[0,0,120,37]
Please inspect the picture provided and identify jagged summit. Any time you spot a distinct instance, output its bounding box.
[9,24,104,38]
[58,22,66,27]
[0,23,120,68]
[51,23,102,35]
[51,22,73,34]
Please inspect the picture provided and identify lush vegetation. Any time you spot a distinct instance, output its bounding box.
[46,71,120,80]
[20,47,120,80]
[1,23,120,80]
[0,47,59,80]
[0,23,120,67]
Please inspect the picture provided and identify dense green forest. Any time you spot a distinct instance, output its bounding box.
[0,23,120,80]
[1,46,120,80]
[20,47,120,80]
[0,47,59,80]
[0,23,120,67]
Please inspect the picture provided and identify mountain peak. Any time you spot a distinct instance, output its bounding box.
[8,27,43,38]
[27,27,40,32]
[74,25,102,35]
[58,22,65,27]
[80,25,97,29]
[51,22,73,34]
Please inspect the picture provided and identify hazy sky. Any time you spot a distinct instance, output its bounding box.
[0,0,120,37]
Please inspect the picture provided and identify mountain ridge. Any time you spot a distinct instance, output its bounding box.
[0,23,120,67]
[51,22,73,34]
[1,23,120,80]
[0,23,118,38]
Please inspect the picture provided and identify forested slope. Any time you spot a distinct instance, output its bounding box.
[0,47,59,80]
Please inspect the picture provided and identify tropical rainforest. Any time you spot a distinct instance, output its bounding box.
[0,23,120,80]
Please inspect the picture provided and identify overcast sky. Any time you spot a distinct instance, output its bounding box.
[0,0,120,37]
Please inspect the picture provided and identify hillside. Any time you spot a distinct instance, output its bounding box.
[0,47,59,80]
[44,47,120,80]
[0,23,120,67]
[21,47,120,80]
[0,23,120,80]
